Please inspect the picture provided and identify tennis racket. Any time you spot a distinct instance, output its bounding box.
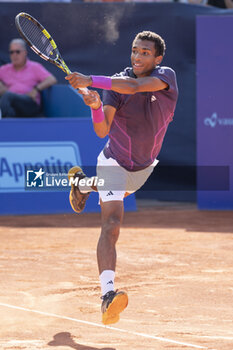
[15,12,88,94]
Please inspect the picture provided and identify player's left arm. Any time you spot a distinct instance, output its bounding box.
[65,73,168,94]
[79,89,116,138]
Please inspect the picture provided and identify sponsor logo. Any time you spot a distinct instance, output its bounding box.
[107,280,114,285]
[106,191,114,196]
[204,113,233,128]
[158,68,165,74]
[151,95,157,102]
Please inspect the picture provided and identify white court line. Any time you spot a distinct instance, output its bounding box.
[0,302,211,349]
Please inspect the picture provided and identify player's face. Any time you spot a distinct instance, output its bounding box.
[9,43,27,69]
[131,39,162,78]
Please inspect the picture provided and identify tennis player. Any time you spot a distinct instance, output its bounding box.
[65,31,178,325]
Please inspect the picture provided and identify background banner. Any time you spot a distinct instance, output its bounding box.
[197,16,233,209]
[0,119,136,215]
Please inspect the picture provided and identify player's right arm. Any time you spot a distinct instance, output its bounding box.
[82,90,116,138]
[66,72,168,94]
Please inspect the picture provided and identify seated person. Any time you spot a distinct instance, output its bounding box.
[0,38,57,118]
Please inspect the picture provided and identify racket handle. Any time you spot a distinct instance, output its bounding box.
[79,87,89,95]
[66,70,89,95]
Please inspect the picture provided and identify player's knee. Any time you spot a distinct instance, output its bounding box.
[102,215,121,239]
[104,214,121,231]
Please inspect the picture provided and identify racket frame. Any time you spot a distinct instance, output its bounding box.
[15,12,88,93]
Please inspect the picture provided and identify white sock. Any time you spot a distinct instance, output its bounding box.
[100,270,115,296]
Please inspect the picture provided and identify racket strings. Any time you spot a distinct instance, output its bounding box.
[18,17,57,60]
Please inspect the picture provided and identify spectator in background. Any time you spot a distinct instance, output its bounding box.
[207,0,233,8]
[0,38,57,118]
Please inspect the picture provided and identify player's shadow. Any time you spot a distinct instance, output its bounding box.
[48,332,115,350]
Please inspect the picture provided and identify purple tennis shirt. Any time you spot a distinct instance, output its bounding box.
[102,66,178,171]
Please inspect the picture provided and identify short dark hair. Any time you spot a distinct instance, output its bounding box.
[133,31,166,57]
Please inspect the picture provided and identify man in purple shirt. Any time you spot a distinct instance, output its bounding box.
[0,38,57,118]
[66,31,178,325]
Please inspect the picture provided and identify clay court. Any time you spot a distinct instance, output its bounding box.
[0,201,232,350]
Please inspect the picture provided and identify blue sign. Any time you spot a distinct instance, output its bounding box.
[0,141,81,192]
[0,118,136,215]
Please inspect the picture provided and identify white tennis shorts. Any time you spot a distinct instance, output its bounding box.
[96,150,159,202]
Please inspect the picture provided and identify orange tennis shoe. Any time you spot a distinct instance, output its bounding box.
[68,166,90,213]
[101,290,128,325]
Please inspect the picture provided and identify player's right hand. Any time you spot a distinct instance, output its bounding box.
[65,72,92,89]
[80,90,101,110]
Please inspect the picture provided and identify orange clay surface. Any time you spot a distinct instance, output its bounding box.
[0,201,232,350]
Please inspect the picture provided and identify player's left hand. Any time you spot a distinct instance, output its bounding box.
[65,72,92,89]
[80,90,101,110]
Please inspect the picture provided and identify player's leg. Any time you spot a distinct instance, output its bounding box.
[95,151,130,324]
[68,162,128,324]
[98,200,123,273]
[97,162,159,324]
[98,199,128,325]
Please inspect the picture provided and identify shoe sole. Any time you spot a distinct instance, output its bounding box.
[68,166,83,213]
[102,292,128,325]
